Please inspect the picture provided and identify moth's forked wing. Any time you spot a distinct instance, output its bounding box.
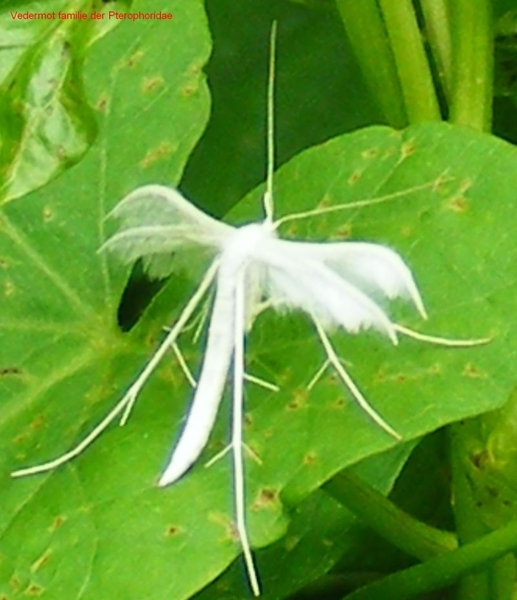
[100,185,233,278]
[260,240,398,343]
[288,241,427,319]
[159,261,236,486]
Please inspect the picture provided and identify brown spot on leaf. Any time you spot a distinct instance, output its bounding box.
[328,372,339,384]
[448,195,468,213]
[10,575,20,590]
[252,488,279,510]
[61,41,71,58]
[166,525,179,536]
[190,63,202,76]
[0,366,22,376]
[126,50,144,68]
[462,363,485,379]
[317,194,332,209]
[182,85,195,97]
[56,146,67,160]
[26,584,44,596]
[139,142,175,168]
[396,373,407,383]
[0,257,7,267]
[30,415,45,430]
[334,224,351,238]
[287,387,307,411]
[32,551,52,572]
[208,511,236,541]
[361,147,379,159]
[50,516,66,531]
[348,171,361,185]
[303,452,317,465]
[485,485,499,498]
[285,224,298,237]
[43,207,53,222]
[96,94,109,113]
[470,450,489,470]
[262,427,274,439]
[333,398,345,409]
[401,141,415,158]
[142,76,164,94]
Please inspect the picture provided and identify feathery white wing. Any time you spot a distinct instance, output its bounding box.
[259,239,398,343]
[284,241,426,319]
[100,184,234,278]
[159,260,237,487]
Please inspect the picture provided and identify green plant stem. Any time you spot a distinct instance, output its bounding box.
[489,553,516,600]
[323,470,457,561]
[342,515,517,600]
[335,0,407,128]
[450,425,490,599]
[378,0,442,123]
[449,0,493,131]
[420,0,453,98]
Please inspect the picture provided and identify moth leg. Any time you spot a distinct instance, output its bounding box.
[169,342,278,393]
[204,443,262,470]
[119,261,218,425]
[12,390,147,478]
[394,323,491,347]
[313,318,401,441]
[233,271,261,596]
[307,359,331,390]
[11,261,219,479]
[192,298,210,343]
[244,373,279,392]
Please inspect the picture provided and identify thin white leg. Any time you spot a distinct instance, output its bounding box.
[313,319,401,440]
[11,261,219,478]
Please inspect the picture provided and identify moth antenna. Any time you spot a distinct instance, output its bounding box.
[233,271,261,596]
[394,323,491,347]
[172,343,197,388]
[11,261,219,479]
[263,20,277,224]
[313,319,402,440]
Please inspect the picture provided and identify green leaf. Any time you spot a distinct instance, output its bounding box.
[194,444,416,600]
[1,1,212,599]
[3,117,516,598]
[1,6,517,596]
[0,0,109,203]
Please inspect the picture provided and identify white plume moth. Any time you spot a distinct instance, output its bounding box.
[12,22,489,597]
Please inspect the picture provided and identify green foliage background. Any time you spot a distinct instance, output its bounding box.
[2,1,517,599]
